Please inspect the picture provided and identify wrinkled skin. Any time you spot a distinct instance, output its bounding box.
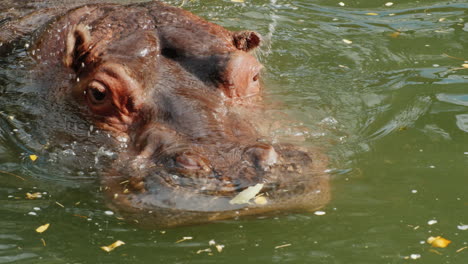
[1,1,329,227]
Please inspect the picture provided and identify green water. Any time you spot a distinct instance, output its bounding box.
[1,0,467,263]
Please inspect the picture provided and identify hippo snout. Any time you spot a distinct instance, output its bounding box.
[245,143,279,171]
[174,144,279,174]
[175,152,211,172]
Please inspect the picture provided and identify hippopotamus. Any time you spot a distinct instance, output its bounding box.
[0,0,329,227]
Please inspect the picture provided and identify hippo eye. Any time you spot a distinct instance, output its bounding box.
[86,81,108,104]
[253,73,259,82]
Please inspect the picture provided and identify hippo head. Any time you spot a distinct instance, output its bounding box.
[33,2,329,227]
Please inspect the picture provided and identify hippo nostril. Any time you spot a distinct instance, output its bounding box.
[175,152,211,172]
[247,144,278,171]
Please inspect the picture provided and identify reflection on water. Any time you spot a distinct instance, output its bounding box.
[1,0,467,263]
[456,114,468,132]
[438,93,468,107]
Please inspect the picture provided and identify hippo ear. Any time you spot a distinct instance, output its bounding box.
[64,24,91,71]
[233,31,262,52]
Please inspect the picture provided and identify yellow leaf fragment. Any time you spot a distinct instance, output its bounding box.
[365,13,379,16]
[29,155,38,161]
[36,223,50,233]
[427,236,451,248]
[101,240,125,252]
[176,236,193,243]
[26,192,42,199]
[462,64,468,68]
[41,238,46,247]
[229,183,264,205]
[231,0,244,2]
[389,31,401,38]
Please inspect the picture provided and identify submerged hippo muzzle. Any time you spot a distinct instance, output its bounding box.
[104,127,329,226]
[24,1,329,227]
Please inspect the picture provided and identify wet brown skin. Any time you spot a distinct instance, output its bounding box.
[5,1,329,227]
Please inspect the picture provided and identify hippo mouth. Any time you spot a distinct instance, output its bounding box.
[102,142,329,227]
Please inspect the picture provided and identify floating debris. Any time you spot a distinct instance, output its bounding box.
[73,214,88,219]
[338,2,345,7]
[176,236,193,243]
[389,31,401,38]
[456,246,468,253]
[26,192,42,199]
[365,13,379,16]
[385,2,394,7]
[427,236,451,248]
[196,248,212,254]
[29,155,38,161]
[229,184,264,205]
[101,240,125,252]
[314,211,326,216]
[215,244,225,253]
[404,254,421,260]
[0,170,26,181]
[36,223,50,233]
[342,39,352,44]
[427,219,438,225]
[275,243,292,249]
[254,196,268,205]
